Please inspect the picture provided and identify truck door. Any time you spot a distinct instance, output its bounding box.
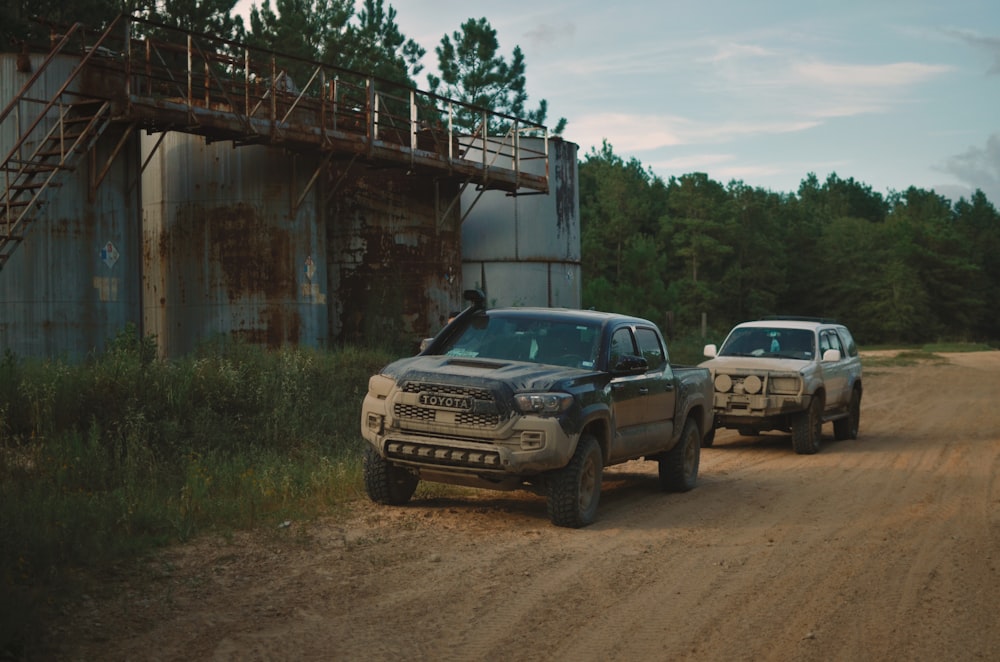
[607,326,675,462]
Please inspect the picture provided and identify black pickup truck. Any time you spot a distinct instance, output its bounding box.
[360,290,714,527]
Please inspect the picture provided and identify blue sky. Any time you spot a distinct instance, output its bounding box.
[237,0,1000,204]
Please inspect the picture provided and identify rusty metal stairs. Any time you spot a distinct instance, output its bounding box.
[0,20,119,272]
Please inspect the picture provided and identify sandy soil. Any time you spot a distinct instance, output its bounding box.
[48,352,1000,661]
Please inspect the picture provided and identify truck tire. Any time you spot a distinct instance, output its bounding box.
[833,388,861,440]
[792,394,824,455]
[363,445,418,505]
[547,434,603,528]
[659,418,701,492]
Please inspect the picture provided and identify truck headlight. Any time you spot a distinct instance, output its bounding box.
[514,392,573,414]
[367,374,395,398]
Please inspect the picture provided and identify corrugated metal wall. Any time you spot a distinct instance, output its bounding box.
[141,133,328,356]
[2,55,580,359]
[327,164,462,349]
[461,137,581,309]
[0,54,142,359]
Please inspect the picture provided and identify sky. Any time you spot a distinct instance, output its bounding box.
[235,0,1000,205]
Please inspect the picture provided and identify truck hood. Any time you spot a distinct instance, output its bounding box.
[700,355,809,374]
[381,354,606,392]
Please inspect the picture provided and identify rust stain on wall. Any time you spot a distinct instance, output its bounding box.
[158,202,303,347]
[328,165,462,347]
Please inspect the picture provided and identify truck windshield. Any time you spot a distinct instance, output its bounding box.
[440,314,601,369]
[719,327,815,360]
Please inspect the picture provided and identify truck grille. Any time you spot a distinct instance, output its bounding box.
[401,382,492,400]
[396,381,505,429]
[393,403,501,428]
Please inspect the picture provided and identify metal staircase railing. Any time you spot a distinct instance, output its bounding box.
[0,17,122,271]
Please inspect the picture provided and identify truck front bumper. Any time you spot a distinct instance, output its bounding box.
[362,393,577,476]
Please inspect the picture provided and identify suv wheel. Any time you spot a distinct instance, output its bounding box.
[792,394,824,455]
[833,388,861,440]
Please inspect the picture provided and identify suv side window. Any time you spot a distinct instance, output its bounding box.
[635,327,665,372]
[837,327,858,357]
[820,330,844,358]
[609,328,636,368]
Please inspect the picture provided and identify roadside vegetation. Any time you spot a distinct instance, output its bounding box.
[0,326,393,655]
[859,343,994,368]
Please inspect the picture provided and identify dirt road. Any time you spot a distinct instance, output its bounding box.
[51,352,1000,661]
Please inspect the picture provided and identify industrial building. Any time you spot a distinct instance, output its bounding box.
[1,15,579,359]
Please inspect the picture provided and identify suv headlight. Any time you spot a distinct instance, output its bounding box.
[769,376,801,394]
[515,392,573,414]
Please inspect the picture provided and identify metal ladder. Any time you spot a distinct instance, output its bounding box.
[0,18,120,271]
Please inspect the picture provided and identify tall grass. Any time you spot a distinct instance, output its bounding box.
[0,327,394,657]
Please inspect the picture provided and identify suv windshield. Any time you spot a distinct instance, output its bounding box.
[439,313,601,369]
[719,327,815,360]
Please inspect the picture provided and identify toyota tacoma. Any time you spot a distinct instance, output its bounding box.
[360,290,713,528]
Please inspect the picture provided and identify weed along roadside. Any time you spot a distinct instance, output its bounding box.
[0,328,392,657]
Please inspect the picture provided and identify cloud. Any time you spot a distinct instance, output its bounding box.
[567,112,820,153]
[701,42,778,63]
[792,60,953,87]
[523,21,577,52]
[941,133,1000,202]
[943,28,1000,75]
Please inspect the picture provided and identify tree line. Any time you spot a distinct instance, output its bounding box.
[580,140,1000,345]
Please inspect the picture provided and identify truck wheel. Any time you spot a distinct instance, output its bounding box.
[702,426,716,448]
[547,434,603,528]
[659,419,701,492]
[363,445,418,505]
[792,394,824,455]
[833,388,861,440]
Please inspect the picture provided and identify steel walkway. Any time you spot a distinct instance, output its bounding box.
[0,14,550,270]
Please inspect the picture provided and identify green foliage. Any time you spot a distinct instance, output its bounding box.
[427,17,565,135]
[147,0,245,40]
[346,0,425,86]
[0,331,393,656]
[579,143,1000,345]
[248,0,351,65]
[1,0,125,47]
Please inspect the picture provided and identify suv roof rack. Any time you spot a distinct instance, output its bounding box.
[759,315,839,324]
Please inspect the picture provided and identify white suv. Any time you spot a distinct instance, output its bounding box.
[700,318,862,454]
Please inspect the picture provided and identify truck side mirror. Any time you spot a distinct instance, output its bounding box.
[704,344,718,358]
[612,354,648,375]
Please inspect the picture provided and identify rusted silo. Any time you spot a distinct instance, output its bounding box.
[461,137,580,309]
[327,165,462,349]
[0,53,142,360]
[141,134,327,357]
